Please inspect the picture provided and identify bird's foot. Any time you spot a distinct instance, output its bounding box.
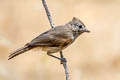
[61,57,67,64]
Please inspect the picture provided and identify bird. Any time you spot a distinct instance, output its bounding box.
[8,17,90,61]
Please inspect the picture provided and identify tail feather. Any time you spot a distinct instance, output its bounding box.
[8,45,32,60]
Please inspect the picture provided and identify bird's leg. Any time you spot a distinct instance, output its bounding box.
[60,51,67,64]
[47,52,66,62]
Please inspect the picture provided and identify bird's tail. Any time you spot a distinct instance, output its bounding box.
[8,45,32,60]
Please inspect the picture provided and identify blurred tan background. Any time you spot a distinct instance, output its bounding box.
[0,0,120,80]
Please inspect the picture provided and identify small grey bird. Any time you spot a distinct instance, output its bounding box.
[8,17,90,61]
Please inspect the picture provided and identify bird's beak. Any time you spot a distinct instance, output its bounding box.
[83,27,90,33]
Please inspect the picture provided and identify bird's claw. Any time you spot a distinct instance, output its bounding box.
[61,58,67,64]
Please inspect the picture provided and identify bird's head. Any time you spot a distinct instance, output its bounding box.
[70,17,90,34]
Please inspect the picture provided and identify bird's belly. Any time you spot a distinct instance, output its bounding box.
[42,47,61,53]
[33,44,70,53]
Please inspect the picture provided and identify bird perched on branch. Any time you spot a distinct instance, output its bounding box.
[8,17,90,61]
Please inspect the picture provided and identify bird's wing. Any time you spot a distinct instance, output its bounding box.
[28,28,74,47]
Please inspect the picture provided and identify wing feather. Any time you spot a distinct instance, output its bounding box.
[29,27,74,47]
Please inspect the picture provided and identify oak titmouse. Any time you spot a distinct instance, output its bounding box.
[8,17,90,61]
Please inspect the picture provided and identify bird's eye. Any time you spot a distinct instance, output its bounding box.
[79,25,82,28]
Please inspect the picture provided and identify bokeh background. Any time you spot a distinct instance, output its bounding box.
[0,0,120,80]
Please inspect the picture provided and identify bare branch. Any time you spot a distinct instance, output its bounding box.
[41,0,70,80]
[60,51,70,80]
[42,0,54,28]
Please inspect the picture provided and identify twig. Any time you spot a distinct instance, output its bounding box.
[60,51,70,80]
[41,0,70,80]
[42,0,54,28]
